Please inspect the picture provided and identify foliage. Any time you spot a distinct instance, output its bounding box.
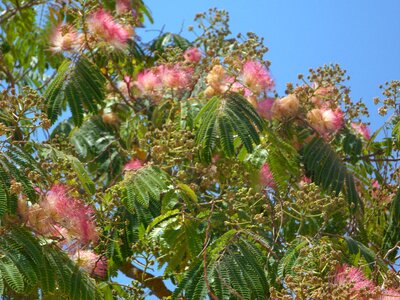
[0,1,399,300]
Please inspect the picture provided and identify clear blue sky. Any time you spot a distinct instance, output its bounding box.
[119,1,400,297]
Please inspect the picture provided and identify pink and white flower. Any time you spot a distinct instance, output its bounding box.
[156,65,193,90]
[87,9,131,48]
[259,164,276,189]
[135,69,162,95]
[307,108,344,135]
[40,184,99,244]
[333,264,375,299]
[73,250,107,278]
[184,47,202,63]
[351,123,371,140]
[257,98,275,120]
[206,65,230,95]
[241,60,274,94]
[49,25,81,53]
[311,84,336,107]
[124,159,144,171]
[116,0,131,14]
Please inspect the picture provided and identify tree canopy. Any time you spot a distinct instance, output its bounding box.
[0,1,400,299]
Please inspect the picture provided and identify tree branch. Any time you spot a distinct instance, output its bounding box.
[120,262,172,299]
[0,1,44,24]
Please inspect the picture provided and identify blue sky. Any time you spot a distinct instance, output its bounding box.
[137,0,400,125]
[119,1,400,297]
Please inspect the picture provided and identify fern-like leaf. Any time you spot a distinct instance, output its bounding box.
[44,57,106,126]
[301,137,362,213]
[277,240,308,279]
[124,166,170,211]
[40,144,95,195]
[173,233,269,300]
[195,93,264,162]
[382,187,400,260]
[0,227,100,299]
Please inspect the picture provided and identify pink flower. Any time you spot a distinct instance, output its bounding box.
[116,0,131,14]
[40,184,98,244]
[257,98,275,120]
[135,69,162,95]
[184,47,202,63]
[67,208,99,244]
[322,108,344,132]
[157,65,193,90]
[40,184,71,218]
[212,155,220,163]
[124,159,144,171]
[49,25,81,53]
[351,123,371,140]
[259,164,275,189]
[307,108,344,136]
[241,61,274,93]
[378,289,400,299]
[73,250,107,278]
[333,264,375,299]
[372,180,380,189]
[87,9,131,48]
[229,79,252,98]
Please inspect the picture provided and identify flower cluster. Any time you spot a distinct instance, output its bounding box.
[135,64,194,99]
[270,94,300,120]
[307,107,344,136]
[351,122,371,140]
[49,6,132,53]
[184,47,202,63]
[204,60,274,107]
[18,184,106,278]
[116,0,131,14]
[242,60,274,93]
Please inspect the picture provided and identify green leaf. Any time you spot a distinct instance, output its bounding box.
[44,58,106,126]
[0,184,7,217]
[382,187,400,260]
[177,182,198,203]
[195,93,264,162]
[277,240,308,278]
[40,145,95,195]
[344,236,386,269]
[124,166,170,212]
[301,137,362,213]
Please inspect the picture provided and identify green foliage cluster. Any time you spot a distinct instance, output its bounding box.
[0,1,399,300]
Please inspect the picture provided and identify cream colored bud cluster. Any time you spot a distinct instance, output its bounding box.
[375,80,400,118]
[145,124,198,168]
[0,87,51,138]
[287,182,347,226]
[273,240,342,300]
